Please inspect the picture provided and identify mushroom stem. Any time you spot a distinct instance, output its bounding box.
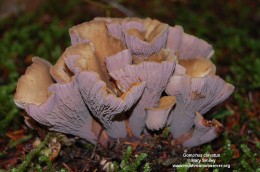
[169,105,196,138]
[145,96,176,131]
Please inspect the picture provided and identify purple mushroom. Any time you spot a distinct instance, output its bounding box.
[109,49,176,136]
[14,58,98,144]
[165,66,234,140]
[14,17,234,148]
[106,18,169,57]
[166,25,214,59]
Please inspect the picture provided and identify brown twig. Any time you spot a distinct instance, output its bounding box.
[62,162,74,172]
[83,0,137,17]
[101,0,137,17]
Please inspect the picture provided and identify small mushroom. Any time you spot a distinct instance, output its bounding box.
[181,112,224,147]
[110,51,176,136]
[166,25,214,59]
[165,74,234,138]
[145,96,176,130]
[14,57,101,144]
[76,71,146,138]
[106,18,169,56]
[25,80,98,144]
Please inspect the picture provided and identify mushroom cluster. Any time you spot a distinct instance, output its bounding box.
[14,18,234,148]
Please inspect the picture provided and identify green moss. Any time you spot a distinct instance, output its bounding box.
[176,161,191,172]
[114,146,150,172]
[10,133,52,172]
[238,144,259,171]
[221,139,234,164]
[0,1,74,133]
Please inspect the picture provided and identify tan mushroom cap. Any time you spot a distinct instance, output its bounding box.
[51,43,116,93]
[178,58,216,77]
[146,96,176,130]
[141,18,168,43]
[123,18,168,43]
[69,20,125,72]
[122,18,169,56]
[49,53,73,83]
[64,43,100,73]
[14,57,54,109]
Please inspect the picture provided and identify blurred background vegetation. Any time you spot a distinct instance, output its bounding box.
[0,0,259,171]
